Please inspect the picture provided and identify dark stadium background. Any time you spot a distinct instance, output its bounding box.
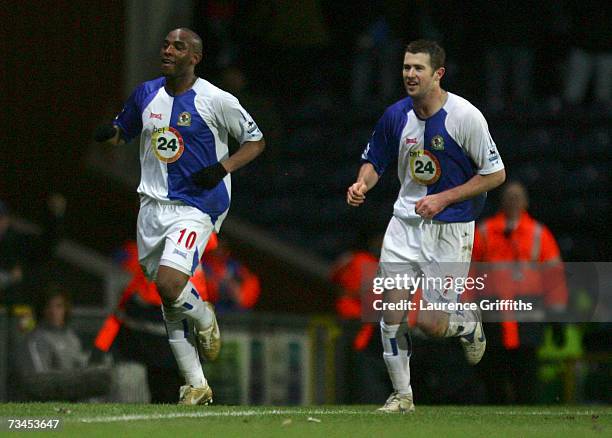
[6,2,611,307]
[2,0,610,406]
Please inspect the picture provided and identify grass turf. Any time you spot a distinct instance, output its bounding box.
[0,404,609,437]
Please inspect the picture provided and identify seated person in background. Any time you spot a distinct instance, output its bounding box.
[16,284,147,402]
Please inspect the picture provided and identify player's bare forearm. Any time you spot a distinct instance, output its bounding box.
[439,169,506,205]
[221,139,266,173]
[356,162,380,191]
[108,126,125,146]
[415,169,505,219]
[347,162,380,206]
[193,139,264,189]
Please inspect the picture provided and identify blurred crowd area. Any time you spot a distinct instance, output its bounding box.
[4,0,611,262]
[197,0,611,118]
[187,0,612,262]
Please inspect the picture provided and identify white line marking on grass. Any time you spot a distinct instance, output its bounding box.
[494,411,602,416]
[76,408,607,424]
[79,409,366,423]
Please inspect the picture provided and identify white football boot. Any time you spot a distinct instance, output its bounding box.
[178,384,213,405]
[196,302,221,362]
[377,392,415,413]
[460,308,486,365]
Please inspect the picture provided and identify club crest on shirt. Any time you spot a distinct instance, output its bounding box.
[177,112,192,127]
[431,134,445,151]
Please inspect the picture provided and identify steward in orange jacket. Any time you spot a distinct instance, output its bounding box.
[331,235,393,403]
[472,182,567,348]
[330,233,382,354]
[331,250,378,351]
[471,181,567,404]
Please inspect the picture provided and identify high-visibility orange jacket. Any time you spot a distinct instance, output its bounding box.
[331,251,378,351]
[471,211,568,349]
[94,236,218,352]
[190,249,260,311]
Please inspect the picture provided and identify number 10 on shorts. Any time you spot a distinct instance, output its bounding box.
[178,229,197,250]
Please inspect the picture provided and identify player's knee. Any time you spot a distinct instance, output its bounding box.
[382,311,404,326]
[417,320,443,337]
[417,314,446,337]
[380,319,399,337]
[155,274,187,305]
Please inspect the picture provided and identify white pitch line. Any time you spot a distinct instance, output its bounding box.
[78,409,365,423]
[76,409,607,424]
[495,411,605,416]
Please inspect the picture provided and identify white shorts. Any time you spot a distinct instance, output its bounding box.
[137,196,221,280]
[379,216,474,311]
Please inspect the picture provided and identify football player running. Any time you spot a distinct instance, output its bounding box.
[95,28,265,405]
[348,40,505,413]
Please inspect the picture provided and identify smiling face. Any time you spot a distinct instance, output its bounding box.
[402,52,445,100]
[160,29,202,78]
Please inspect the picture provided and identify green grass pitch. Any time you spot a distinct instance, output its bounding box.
[0,404,609,437]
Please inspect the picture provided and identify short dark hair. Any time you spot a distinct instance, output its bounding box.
[35,283,72,323]
[405,40,446,71]
[174,27,203,55]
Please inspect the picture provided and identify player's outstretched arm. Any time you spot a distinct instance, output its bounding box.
[347,162,379,207]
[192,139,266,189]
[93,124,125,146]
[415,168,506,219]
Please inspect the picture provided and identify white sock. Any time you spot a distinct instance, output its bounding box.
[380,320,412,396]
[445,309,477,337]
[167,281,214,331]
[163,316,207,388]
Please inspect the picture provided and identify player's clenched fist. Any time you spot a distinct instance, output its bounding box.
[415,193,449,219]
[347,181,368,207]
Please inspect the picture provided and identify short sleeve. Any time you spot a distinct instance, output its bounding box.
[361,107,403,176]
[460,107,504,175]
[215,92,263,144]
[113,85,145,143]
